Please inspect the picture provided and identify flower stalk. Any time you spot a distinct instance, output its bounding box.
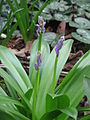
[52,36,64,94]
[32,16,45,120]
[32,68,39,120]
[52,55,58,94]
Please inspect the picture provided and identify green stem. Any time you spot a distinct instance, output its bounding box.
[52,56,58,95]
[38,32,42,52]
[32,68,40,120]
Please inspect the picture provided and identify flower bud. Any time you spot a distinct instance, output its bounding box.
[55,36,65,57]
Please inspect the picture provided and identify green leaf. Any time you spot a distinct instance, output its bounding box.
[78,107,90,112]
[0,110,16,120]
[0,45,32,93]
[56,50,90,119]
[72,29,90,44]
[29,0,52,41]
[42,32,56,44]
[2,22,18,46]
[0,95,24,108]
[69,17,90,29]
[85,12,90,19]
[41,13,52,21]
[7,0,28,42]
[29,40,50,86]
[46,94,77,120]
[80,114,90,120]
[5,81,18,99]
[54,13,70,22]
[0,67,31,111]
[46,94,70,112]
[25,88,33,101]
[35,40,73,119]
[60,108,77,120]
[0,87,7,96]
[40,110,61,120]
[0,105,30,120]
[83,76,90,103]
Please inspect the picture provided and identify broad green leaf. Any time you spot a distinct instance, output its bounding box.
[46,94,70,112]
[41,13,52,21]
[40,107,77,120]
[42,32,56,44]
[40,110,61,120]
[24,88,33,101]
[56,50,90,119]
[60,108,77,120]
[83,76,90,103]
[46,94,77,120]
[29,40,50,86]
[69,17,90,29]
[54,13,70,22]
[72,29,90,44]
[76,0,90,12]
[35,40,73,119]
[0,45,32,93]
[85,12,90,19]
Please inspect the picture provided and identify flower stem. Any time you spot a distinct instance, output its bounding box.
[52,56,58,95]
[32,68,40,120]
[38,32,42,52]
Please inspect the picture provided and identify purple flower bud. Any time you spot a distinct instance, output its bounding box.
[36,24,40,36]
[34,52,42,71]
[55,44,60,57]
[37,52,42,66]
[38,16,44,26]
[36,16,46,35]
[34,64,38,71]
[55,36,65,57]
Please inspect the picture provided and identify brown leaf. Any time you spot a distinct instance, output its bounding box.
[24,40,34,54]
[56,20,66,35]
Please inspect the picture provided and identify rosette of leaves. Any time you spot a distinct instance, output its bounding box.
[76,0,90,12]
[0,38,90,119]
[40,0,73,22]
[70,17,90,44]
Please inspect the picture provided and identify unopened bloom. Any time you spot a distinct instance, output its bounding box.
[34,52,42,70]
[34,64,38,71]
[36,16,46,35]
[55,36,65,57]
[36,24,40,36]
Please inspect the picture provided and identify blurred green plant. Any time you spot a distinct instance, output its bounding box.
[0,0,52,45]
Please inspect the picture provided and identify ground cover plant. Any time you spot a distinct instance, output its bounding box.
[0,16,90,120]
